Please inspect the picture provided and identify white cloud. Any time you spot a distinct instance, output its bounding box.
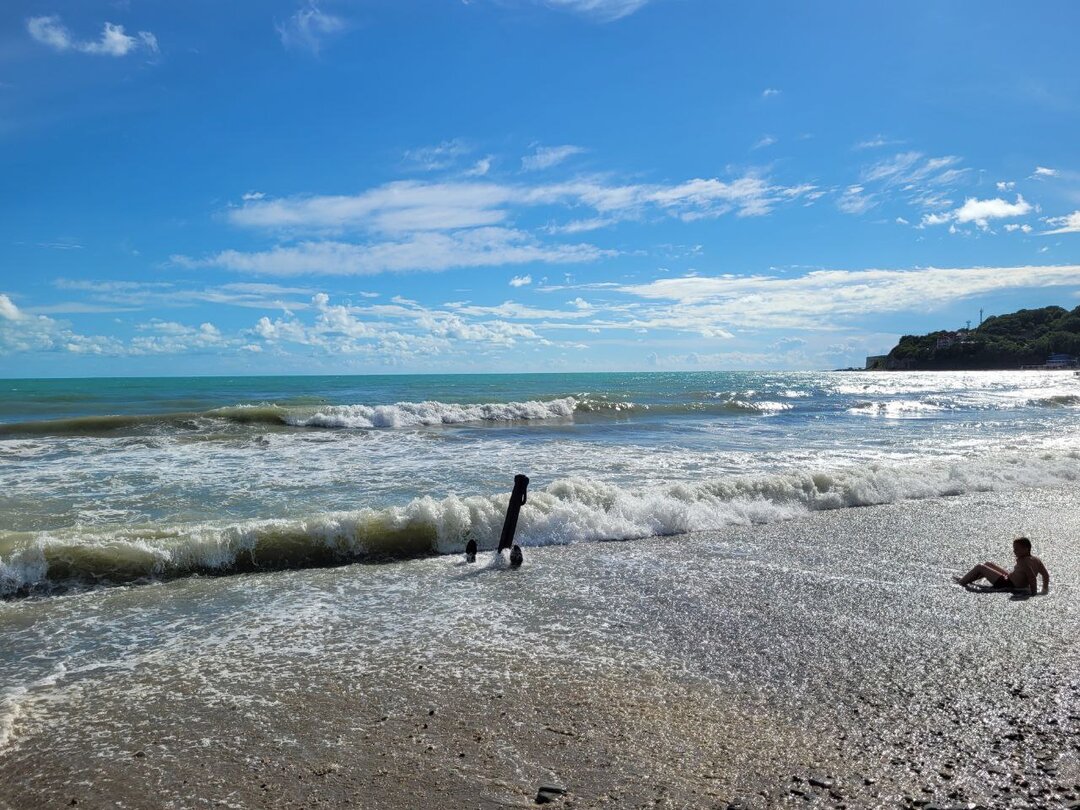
[242,191,266,201]
[0,294,23,321]
[1043,211,1080,235]
[837,185,875,215]
[854,135,902,149]
[183,228,612,276]
[762,88,781,98]
[50,278,319,312]
[918,195,1033,231]
[521,144,585,171]
[895,217,909,225]
[1032,166,1059,178]
[225,172,816,241]
[842,151,968,215]
[549,217,621,235]
[509,274,532,287]
[616,264,1080,331]
[27,15,158,57]
[0,295,127,355]
[752,135,777,150]
[404,139,471,171]
[996,181,1015,192]
[445,300,595,320]
[229,181,512,233]
[920,212,951,227]
[1003,223,1033,234]
[277,1,345,54]
[130,320,228,354]
[249,292,557,361]
[542,0,650,22]
[465,156,493,177]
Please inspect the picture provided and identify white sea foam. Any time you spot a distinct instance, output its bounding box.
[0,663,67,751]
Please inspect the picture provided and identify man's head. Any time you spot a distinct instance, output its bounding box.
[1013,536,1032,557]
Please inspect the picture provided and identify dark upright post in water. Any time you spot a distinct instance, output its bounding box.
[498,474,530,555]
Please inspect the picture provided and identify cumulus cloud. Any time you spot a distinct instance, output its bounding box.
[27,15,158,57]
[0,293,125,355]
[250,292,556,362]
[1043,211,1080,235]
[521,144,586,171]
[920,195,1033,230]
[1032,166,1059,178]
[277,1,345,54]
[130,320,229,353]
[0,294,23,321]
[509,274,532,287]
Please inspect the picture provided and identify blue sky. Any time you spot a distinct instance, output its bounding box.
[1,0,1079,377]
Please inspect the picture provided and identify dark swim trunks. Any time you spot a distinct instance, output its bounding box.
[991,575,1015,590]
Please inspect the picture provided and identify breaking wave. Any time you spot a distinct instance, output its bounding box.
[0,394,805,437]
[4,448,1078,598]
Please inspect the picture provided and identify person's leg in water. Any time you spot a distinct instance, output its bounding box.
[954,561,1010,588]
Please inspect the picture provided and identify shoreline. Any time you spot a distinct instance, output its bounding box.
[3,486,1080,808]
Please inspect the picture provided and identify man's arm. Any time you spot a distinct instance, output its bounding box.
[1036,559,1050,594]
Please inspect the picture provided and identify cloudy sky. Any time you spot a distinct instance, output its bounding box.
[2,0,1079,376]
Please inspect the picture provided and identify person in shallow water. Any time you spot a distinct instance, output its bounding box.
[954,537,1050,594]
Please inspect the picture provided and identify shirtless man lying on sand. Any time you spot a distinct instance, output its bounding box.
[954,536,1050,595]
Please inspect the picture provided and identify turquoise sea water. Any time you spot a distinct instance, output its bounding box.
[1,370,1079,596]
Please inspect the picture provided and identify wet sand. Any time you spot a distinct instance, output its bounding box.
[3,486,1080,809]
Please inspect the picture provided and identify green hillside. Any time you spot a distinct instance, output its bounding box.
[875,305,1080,370]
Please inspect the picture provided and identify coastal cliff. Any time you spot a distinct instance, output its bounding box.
[868,305,1080,370]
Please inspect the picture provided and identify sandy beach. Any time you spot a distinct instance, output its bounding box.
[3,484,1079,809]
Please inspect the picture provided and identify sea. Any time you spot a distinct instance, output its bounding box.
[3,369,1080,784]
[1,370,1079,597]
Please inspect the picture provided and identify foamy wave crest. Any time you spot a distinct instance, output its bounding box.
[710,394,794,414]
[848,399,944,417]
[288,397,580,428]
[4,448,1079,598]
[729,400,793,414]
